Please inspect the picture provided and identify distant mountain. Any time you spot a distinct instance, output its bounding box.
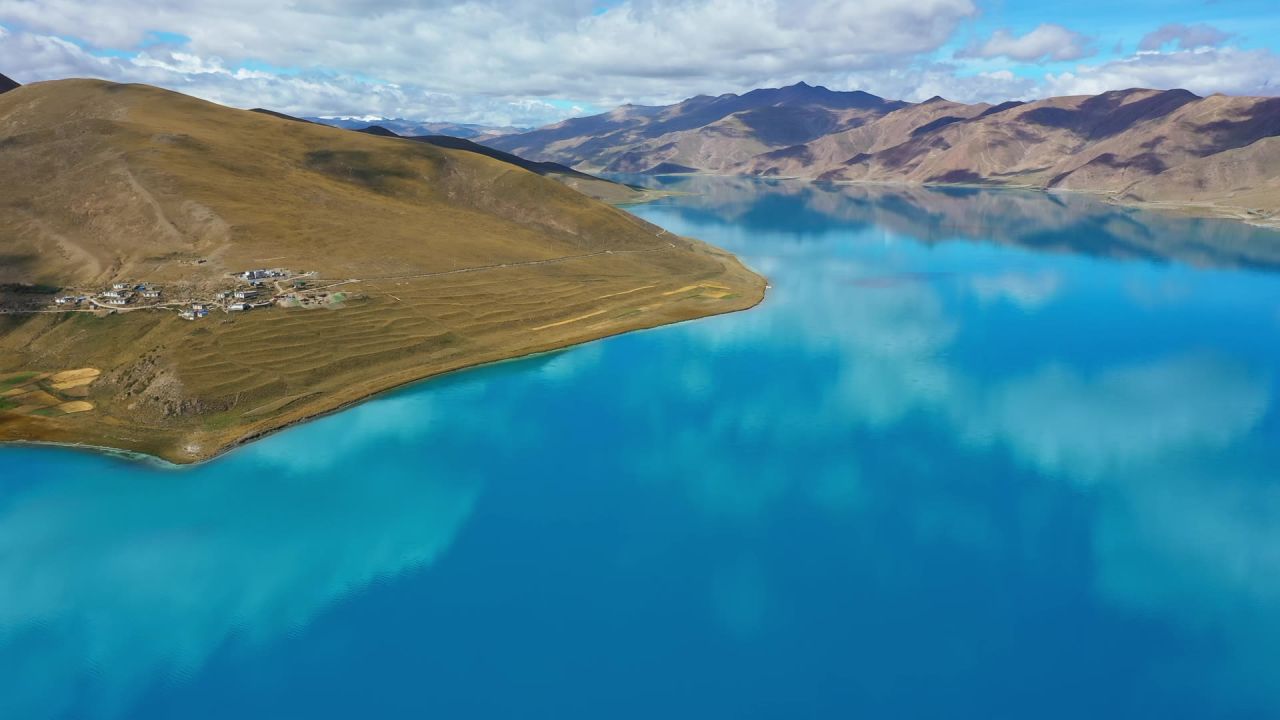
[249,109,652,203]
[487,82,905,174]
[487,83,1280,225]
[353,126,653,203]
[0,72,19,94]
[308,116,527,140]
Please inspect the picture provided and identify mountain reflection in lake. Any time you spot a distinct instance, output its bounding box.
[3,179,1279,719]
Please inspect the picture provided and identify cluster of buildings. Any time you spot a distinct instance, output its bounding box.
[212,288,260,311]
[46,268,309,318]
[96,282,162,307]
[101,284,133,305]
[240,269,286,281]
[179,303,210,321]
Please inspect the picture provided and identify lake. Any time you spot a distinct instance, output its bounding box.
[3,178,1280,719]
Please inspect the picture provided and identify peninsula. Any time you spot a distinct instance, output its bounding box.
[0,78,765,463]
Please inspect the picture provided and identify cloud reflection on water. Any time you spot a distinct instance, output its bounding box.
[1,179,1278,717]
[627,179,1280,708]
[0,391,486,720]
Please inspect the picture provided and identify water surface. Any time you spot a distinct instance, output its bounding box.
[3,179,1280,719]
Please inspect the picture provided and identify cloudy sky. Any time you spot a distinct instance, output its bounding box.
[1,0,1278,127]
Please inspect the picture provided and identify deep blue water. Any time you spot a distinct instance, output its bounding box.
[4,178,1280,719]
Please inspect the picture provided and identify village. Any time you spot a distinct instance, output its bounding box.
[3,267,356,319]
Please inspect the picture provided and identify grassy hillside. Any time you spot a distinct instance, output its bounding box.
[365,127,661,204]
[253,109,658,203]
[0,79,764,462]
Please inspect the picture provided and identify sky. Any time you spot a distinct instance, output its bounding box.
[1,0,1278,128]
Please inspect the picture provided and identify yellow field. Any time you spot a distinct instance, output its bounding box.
[0,368,99,421]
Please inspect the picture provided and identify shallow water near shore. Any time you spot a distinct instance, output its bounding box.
[3,178,1280,719]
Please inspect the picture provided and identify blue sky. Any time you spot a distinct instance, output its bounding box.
[1,0,1277,126]
[950,0,1280,74]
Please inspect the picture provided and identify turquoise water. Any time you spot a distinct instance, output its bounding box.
[3,178,1280,719]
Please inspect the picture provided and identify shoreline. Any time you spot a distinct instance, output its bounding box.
[633,172,1280,231]
[0,269,768,468]
[827,179,1280,230]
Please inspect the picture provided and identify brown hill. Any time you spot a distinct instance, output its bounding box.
[491,84,1280,225]
[360,125,657,203]
[251,109,653,203]
[0,79,763,462]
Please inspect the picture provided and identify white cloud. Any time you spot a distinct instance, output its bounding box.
[0,0,978,123]
[823,62,1038,103]
[1,3,1277,126]
[958,23,1096,63]
[1139,22,1233,52]
[0,26,584,125]
[969,271,1063,309]
[1046,46,1280,98]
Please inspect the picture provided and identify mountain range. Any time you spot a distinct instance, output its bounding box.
[308,115,526,141]
[485,82,1280,225]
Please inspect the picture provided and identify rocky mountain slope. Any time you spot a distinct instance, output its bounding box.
[487,82,906,173]
[0,78,763,462]
[488,83,1280,225]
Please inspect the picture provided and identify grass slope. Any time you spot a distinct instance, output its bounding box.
[0,79,764,462]
[250,109,656,203]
